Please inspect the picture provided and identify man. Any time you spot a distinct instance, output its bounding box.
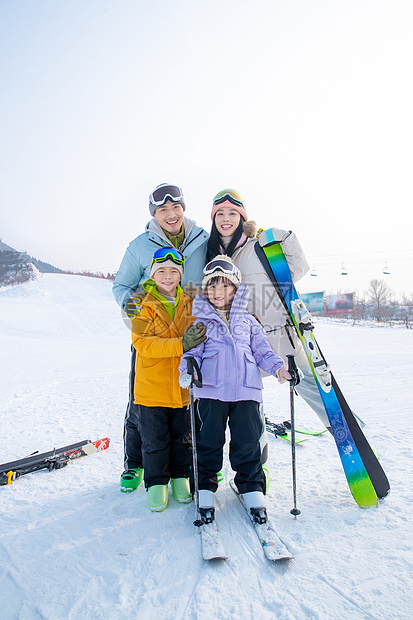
[113,183,208,492]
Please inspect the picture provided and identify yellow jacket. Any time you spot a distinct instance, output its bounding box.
[131,289,194,408]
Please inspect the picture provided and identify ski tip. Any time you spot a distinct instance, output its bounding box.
[82,438,110,456]
[268,553,294,562]
[92,438,110,451]
[378,487,391,499]
[200,523,228,561]
[203,552,228,561]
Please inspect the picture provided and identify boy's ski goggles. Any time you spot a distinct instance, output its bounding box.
[149,185,184,207]
[203,258,238,276]
[151,247,185,267]
[212,189,245,208]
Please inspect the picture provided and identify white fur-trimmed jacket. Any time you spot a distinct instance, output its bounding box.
[230,222,310,366]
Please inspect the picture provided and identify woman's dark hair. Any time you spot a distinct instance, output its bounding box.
[206,216,245,261]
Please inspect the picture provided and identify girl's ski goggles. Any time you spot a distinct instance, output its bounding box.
[149,185,184,207]
[203,257,238,276]
[212,189,245,208]
[151,247,185,267]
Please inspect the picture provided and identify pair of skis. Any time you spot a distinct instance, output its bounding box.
[200,481,293,562]
[183,356,293,562]
[0,438,110,485]
[255,231,390,508]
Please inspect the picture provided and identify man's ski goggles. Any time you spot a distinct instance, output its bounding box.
[149,185,184,207]
[212,189,245,208]
[151,247,185,267]
[203,257,238,276]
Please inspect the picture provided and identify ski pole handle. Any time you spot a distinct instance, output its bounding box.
[287,355,300,387]
[185,356,203,388]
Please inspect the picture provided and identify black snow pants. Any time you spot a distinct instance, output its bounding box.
[196,399,266,495]
[123,346,143,471]
[138,404,192,488]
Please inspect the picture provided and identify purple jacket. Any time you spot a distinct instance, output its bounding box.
[179,285,285,403]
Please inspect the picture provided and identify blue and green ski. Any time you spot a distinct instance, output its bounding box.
[255,230,390,508]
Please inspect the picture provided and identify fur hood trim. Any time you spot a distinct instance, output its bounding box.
[243,220,257,238]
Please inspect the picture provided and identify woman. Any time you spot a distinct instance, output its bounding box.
[207,188,330,429]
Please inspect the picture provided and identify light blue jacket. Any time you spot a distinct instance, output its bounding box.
[180,285,285,403]
[113,216,209,310]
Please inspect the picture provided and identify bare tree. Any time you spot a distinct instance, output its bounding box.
[398,295,413,328]
[366,279,393,321]
[355,294,369,320]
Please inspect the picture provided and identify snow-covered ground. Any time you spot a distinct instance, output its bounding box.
[1,274,412,620]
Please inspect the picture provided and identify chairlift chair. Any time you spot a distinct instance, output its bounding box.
[383,262,390,275]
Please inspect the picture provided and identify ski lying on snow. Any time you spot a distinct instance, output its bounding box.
[200,520,228,561]
[229,480,293,561]
[265,420,309,443]
[283,420,328,436]
[266,419,328,440]
[0,438,110,485]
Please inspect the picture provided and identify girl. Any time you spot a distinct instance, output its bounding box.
[180,256,290,524]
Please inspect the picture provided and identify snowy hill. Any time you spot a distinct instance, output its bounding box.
[0,247,40,287]
[0,239,16,252]
[0,274,412,619]
[0,239,63,288]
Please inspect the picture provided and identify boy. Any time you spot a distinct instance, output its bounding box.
[131,247,206,511]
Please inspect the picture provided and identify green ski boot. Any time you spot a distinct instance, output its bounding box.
[171,478,192,503]
[120,468,144,493]
[147,484,168,511]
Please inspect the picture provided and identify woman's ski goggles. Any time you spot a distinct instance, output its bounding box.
[151,247,185,267]
[203,257,238,276]
[149,184,184,207]
[212,189,245,208]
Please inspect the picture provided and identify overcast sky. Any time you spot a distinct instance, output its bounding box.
[1,0,412,298]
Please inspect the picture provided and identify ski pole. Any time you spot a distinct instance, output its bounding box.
[184,356,203,527]
[287,355,301,517]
